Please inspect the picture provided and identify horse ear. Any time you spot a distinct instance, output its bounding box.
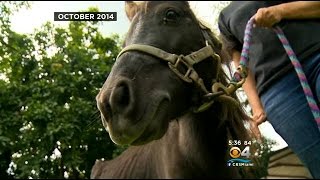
[183,1,190,7]
[125,1,138,21]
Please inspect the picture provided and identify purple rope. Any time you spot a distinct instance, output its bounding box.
[237,17,320,127]
[239,17,255,68]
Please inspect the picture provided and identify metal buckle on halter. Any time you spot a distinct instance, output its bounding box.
[209,65,248,96]
[168,55,194,83]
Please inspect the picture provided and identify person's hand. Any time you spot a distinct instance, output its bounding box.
[249,110,267,141]
[253,6,283,28]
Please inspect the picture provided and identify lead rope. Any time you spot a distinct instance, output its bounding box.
[234,17,320,127]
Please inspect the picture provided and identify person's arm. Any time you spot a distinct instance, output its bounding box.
[254,1,320,27]
[232,49,266,139]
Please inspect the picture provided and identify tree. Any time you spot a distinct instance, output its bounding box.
[240,137,277,178]
[0,3,122,178]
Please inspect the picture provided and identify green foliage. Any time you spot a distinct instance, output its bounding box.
[251,137,277,178]
[0,2,122,179]
[239,137,277,178]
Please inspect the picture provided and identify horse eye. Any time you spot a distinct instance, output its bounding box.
[165,9,179,21]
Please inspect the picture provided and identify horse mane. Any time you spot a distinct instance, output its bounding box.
[200,20,259,178]
[194,21,256,176]
[205,23,252,146]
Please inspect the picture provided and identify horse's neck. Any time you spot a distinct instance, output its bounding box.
[91,142,167,178]
[177,112,228,162]
[92,111,242,178]
[158,111,240,178]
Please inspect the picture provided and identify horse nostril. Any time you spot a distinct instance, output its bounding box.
[114,84,130,108]
[110,80,134,114]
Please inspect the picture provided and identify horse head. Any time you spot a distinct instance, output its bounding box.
[92,2,255,178]
[96,1,240,146]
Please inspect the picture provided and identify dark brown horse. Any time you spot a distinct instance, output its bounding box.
[91,1,253,178]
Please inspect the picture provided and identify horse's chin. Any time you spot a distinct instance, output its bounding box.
[131,100,170,145]
[104,93,170,146]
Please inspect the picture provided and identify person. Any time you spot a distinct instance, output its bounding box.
[218,1,320,178]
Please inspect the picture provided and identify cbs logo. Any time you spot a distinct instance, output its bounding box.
[229,146,250,158]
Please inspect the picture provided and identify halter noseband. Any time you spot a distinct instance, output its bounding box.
[116,23,246,112]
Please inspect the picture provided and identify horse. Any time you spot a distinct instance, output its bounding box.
[91,1,254,178]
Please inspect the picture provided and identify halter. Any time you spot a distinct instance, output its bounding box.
[116,22,245,113]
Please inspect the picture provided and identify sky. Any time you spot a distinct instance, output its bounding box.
[9,1,287,151]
